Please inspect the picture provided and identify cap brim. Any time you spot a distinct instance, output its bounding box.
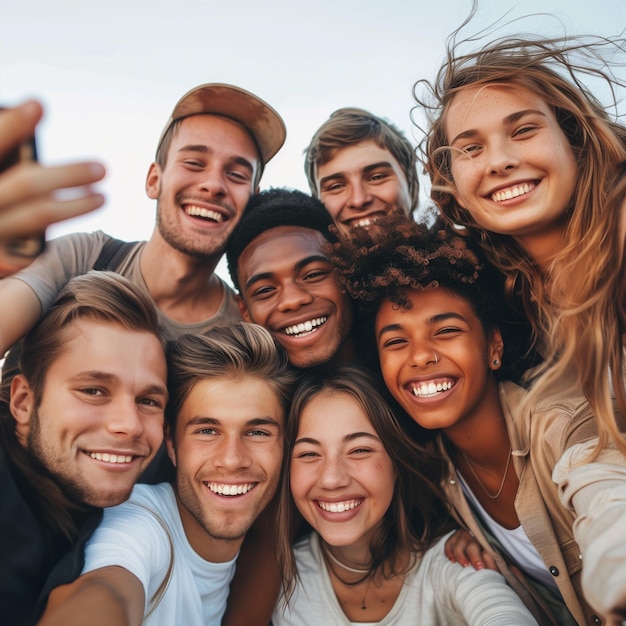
[157,83,286,164]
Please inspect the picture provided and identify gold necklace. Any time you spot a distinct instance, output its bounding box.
[462,448,512,500]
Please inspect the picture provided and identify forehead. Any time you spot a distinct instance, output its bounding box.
[376,288,479,328]
[238,226,329,280]
[179,375,285,425]
[167,114,261,164]
[445,83,552,136]
[317,139,405,179]
[299,390,374,437]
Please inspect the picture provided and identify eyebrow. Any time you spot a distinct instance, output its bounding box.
[244,254,331,291]
[186,416,281,428]
[377,311,468,340]
[319,161,395,187]
[177,144,254,174]
[450,109,547,146]
[68,372,168,397]
[294,431,381,447]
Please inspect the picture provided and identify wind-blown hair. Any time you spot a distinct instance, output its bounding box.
[331,213,534,383]
[276,366,454,605]
[304,107,420,213]
[165,322,299,433]
[413,12,626,456]
[0,271,164,542]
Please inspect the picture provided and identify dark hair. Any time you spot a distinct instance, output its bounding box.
[226,188,337,291]
[276,366,453,604]
[0,271,164,542]
[165,323,299,434]
[331,213,535,382]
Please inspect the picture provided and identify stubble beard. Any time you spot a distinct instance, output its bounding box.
[155,196,235,262]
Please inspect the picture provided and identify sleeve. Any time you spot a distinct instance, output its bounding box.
[9,230,108,313]
[554,440,626,622]
[437,554,538,625]
[82,501,172,612]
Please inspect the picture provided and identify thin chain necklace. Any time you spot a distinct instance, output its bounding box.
[462,448,512,500]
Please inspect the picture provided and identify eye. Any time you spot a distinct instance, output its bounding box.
[303,268,330,282]
[294,450,320,460]
[138,397,164,409]
[78,387,105,397]
[461,144,482,157]
[196,427,218,435]
[246,428,272,438]
[182,159,204,169]
[380,336,408,350]
[349,446,373,456]
[250,284,276,299]
[513,124,538,138]
[435,326,463,337]
[321,181,345,194]
[227,169,251,183]
[368,171,389,183]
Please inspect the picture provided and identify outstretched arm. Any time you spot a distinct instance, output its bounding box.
[37,566,145,626]
[556,441,626,625]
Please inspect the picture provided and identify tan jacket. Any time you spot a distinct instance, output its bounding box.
[442,380,626,626]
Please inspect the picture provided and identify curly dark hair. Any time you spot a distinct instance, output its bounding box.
[331,213,535,382]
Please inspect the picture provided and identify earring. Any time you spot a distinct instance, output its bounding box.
[493,359,500,366]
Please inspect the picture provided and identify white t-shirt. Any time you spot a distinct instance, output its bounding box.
[273,531,537,625]
[82,483,237,626]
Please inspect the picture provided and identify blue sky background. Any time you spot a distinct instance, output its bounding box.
[1,0,623,280]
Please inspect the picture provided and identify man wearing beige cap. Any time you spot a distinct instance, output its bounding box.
[0,83,286,357]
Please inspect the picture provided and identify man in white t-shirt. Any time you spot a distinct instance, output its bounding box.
[38,323,298,626]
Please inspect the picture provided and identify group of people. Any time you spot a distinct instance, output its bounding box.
[1,11,626,626]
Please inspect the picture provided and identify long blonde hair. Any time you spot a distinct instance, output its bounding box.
[414,11,626,456]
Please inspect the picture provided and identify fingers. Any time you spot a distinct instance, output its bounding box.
[444,528,493,570]
[0,161,106,239]
[0,101,43,159]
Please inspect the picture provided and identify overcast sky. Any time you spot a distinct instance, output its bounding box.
[1,0,624,281]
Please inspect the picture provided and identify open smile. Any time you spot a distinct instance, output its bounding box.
[85,451,137,464]
[206,481,257,497]
[490,182,536,203]
[282,316,328,338]
[407,377,456,398]
[316,498,363,513]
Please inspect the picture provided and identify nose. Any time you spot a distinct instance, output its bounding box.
[276,280,314,312]
[106,398,145,438]
[346,180,373,211]
[198,166,227,197]
[408,344,438,369]
[487,139,520,175]
[318,456,350,490]
[213,435,252,471]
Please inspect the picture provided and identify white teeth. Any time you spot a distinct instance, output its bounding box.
[410,380,454,398]
[208,482,255,496]
[88,452,133,463]
[318,499,362,513]
[491,182,536,203]
[283,317,327,337]
[185,205,224,222]
[353,218,375,228]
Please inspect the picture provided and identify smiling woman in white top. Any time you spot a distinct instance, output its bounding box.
[272,367,537,625]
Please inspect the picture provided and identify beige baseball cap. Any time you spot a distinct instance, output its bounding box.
[156,83,286,164]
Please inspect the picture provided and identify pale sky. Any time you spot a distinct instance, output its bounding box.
[1,0,624,282]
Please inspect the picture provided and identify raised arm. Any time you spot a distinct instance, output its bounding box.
[38,566,144,626]
[0,277,42,357]
[0,101,105,245]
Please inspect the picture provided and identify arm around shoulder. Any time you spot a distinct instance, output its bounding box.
[37,566,145,626]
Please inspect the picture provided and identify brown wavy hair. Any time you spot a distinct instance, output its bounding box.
[414,9,626,456]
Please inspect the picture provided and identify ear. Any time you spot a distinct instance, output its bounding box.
[165,424,177,468]
[10,374,35,445]
[488,328,504,371]
[145,162,162,200]
[236,294,252,323]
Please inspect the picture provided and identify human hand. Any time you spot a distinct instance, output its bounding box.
[0,100,105,275]
[444,528,497,571]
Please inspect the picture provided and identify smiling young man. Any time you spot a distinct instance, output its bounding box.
[0,83,286,357]
[39,323,298,626]
[226,188,355,370]
[304,108,419,237]
[0,272,168,626]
